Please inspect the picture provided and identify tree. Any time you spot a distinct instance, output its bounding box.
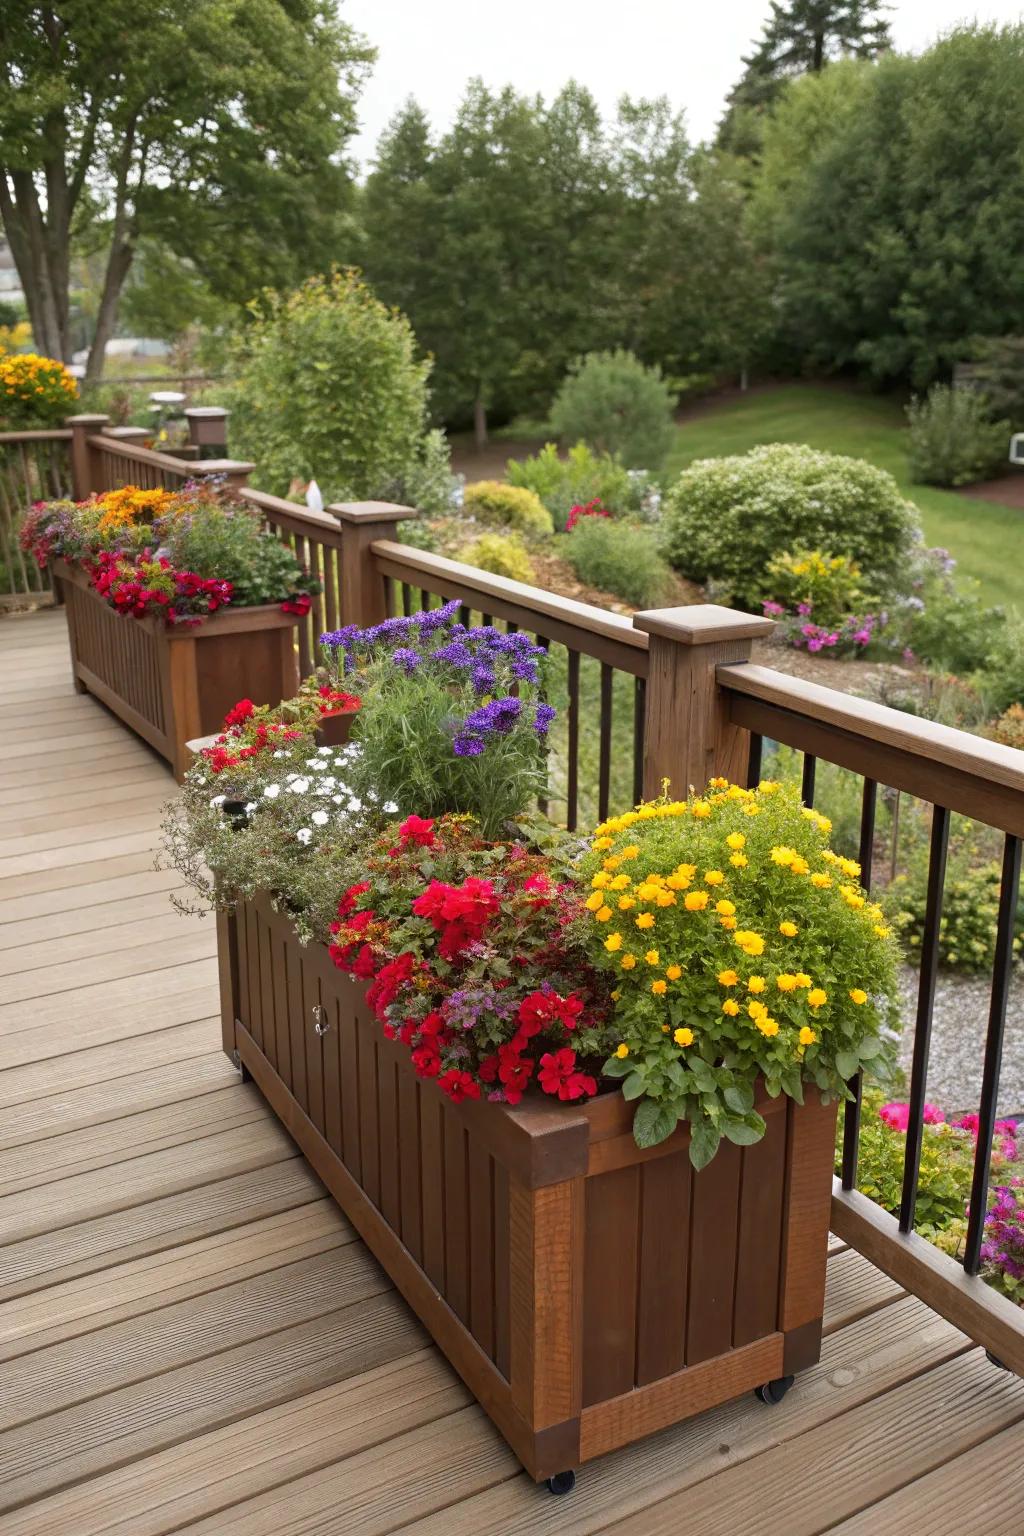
[721,1,890,146]
[0,2,373,375]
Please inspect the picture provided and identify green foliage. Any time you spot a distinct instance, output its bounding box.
[462,481,554,538]
[160,501,312,608]
[461,532,536,584]
[842,1094,975,1238]
[906,386,1009,488]
[724,0,891,130]
[223,270,432,504]
[506,442,653,532]
[373,428,459,518]
[969,335,1024,426]
[885,858,1023,974]
[765,549,869,629]
[662,443,920,607]
[560,519,674,608]
[550,351,676,469]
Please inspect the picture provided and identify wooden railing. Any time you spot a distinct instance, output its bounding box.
[0,428,73,603]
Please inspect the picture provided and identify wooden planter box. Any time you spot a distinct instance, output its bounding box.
[54,560,300,780]
[218,894,837,1486]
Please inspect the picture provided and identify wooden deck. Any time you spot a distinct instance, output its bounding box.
[2,606,1023,1534]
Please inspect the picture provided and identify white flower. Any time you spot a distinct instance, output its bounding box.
[317,745,332,755]
[296,827,313,845]
[311,810,329,826]
[263,783,281,799]
[332,794,344,804]
[285,772,299,782]
[210,795,226,808]
[306,758,322,768]
[273,750,286,759]
[347,797,362,812]
[288,777,310,795]
[244,801,257,813]
[383,801,399,814]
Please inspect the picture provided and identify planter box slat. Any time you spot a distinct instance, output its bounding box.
[223,894,837,1483]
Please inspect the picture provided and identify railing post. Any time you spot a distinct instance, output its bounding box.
[195,458,255,490]
[632,604,775,799]
[330,501,417,627]
[105,425,149,446]
[66,413,110,499]
[185,406,230,459]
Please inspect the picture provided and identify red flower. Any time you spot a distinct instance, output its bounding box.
[538,1047,597,1102]
[351,943,378,979]
[398,814,436,848]
[337,881,371,919]
[318,685,361,713]
[517,989,584,1035]
[281,593,312,616]
[522,873,552,906]
[223,698,255,729]
[439,1069,481,1103]
[412,877,499,930]
[366,951,417,1018]
[412,1043,441,1078]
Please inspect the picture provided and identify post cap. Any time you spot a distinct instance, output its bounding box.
[184,406,229,419]
[633,604,775,646]
[329,500,417,524]
[105,425,149,440]
[194,459,255,475]
[65,413,111,427]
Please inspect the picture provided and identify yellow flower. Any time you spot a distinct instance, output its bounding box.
[771,846,798,867]
[726,832,746,850]
[585,891,604,911]
[608,872,630,889]
[635,882,660,903]
[621,954,637,970]
[594,836,614,850]
[610,989,621,1001]
[735,930,765,956]
[655,890,677,908]
[595,905,613,922]
[811,873,832,889]
[743,803,761,817]
[748,999,767,1021]
[716,899,736,916]
[874,924,891,939]
[756,1016,780,1037]
[591,872,611,889]
[758,780,780,795]
[691,801,711,819]
[747,975,766,993]
[776,974,798,992]
[604,932,623,951]
[839,857,862,879]
[799,1026,817,1046]
[704,870,725,886]
[603,856,622,871]
[779,921,798,937]
[794,972,812,989]
[684,890,709,911]
[849,988,868,1005]
[722,998,741,1016]
[666,964,682,980]
[709,776,730,789]
[615,1043,630,1059]
[730,852,749,868]
[636,912,655,930]
[665,872,691,891]
[651,979,668,996]
[644,949,660,965]
[674,1026,695,1047]
[720,915,738,930]
[621,844,639,860]
[618,895,636,910]
[807,988,827,1008]
[790,855,810,876]
[718,969,739,987]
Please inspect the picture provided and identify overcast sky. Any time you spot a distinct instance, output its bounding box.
[343,0,1024,164]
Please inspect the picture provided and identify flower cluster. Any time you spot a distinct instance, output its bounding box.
[0,352,77,426]
[328,815,613,1105]
[880,1101,1020,1163]
[90,549,233,625]
[762,549,882,656]
[566,498,611,532]
[982,1181,1024,1299]
[584,779,899,1163]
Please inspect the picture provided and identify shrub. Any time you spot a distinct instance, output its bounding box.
[0,352,78,427]
[223,270,432,504]
[893,546,999,675]
[549,351,676,470]
[561,518,674,608]
[970,335,1024,427]
[764,550,870,630]
[990,703,1024,750]
[461,532,536,584]
[906,384,1009,488]
[373,427,461,517]
[884,858,1023,973]
[506,442,657,531]
[462,480,554,538]
[662,444,921,609]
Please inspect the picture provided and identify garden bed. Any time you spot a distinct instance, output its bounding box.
[218,891,838,1485]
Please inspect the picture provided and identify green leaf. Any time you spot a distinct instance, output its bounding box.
[633,1098,679,1149]
[622,1071,647,1101]
[780,1066,804,1103]
[859,1036,882,1059]
[689,1118,721,1171]
[690,1058,717,1093]
[721,1111,766,1146]
[723,1081,755,1115]
[602,1055,631,1079]
[835,1049,860,1079]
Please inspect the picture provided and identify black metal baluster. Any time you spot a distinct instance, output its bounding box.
[420,587,430,612]
[566,650,580,832]
[964,833,1022,1274]
[459,603,471,628]
[507,621,519,635]
[841,778,879,1191]
[401,582,412,618]
[801,752,817,808]
[598,663,613,821]
[633,676,646,807]
[482,613,492,626]
[746,732,763,790]
[899,803,950,1232]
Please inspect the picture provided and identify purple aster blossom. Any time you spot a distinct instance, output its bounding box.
[471,665,496,694]
[512,658,540,683]
[453,732,486,756]
[432,640,473,668]
[320,624,360,649]
[414,599,462,633]
[534,702,557,735]
[461,697,522,735]
[392,646,422,674]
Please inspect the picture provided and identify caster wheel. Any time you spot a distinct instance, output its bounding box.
[547,1470,576,1496]
[986,1350,1009,1372]
[755,1374,795,1405]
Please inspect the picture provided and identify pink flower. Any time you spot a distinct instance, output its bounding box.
[880,1101,945,1132]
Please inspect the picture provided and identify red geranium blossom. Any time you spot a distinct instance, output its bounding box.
[538,1047,597,1101]
[366,952,418,1018]
[439,1069,481,1103]
[398,814,436,848]
[223,698,256,729]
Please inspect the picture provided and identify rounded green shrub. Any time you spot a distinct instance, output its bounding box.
[884,859,1023,974]
[460,532,536,583]
[222,269,432,504]
[506,441,658,531]
[549,350,676,470]
[906,385,1009,488]
[462,480,554,538]
[560,518,674,608]
[662,444,921,608]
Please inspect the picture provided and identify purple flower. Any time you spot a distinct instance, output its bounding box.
[797,601,812,617]
[471,665,496,694]
[463,697,522,735]
[512,659,540,683]
[453,732,486,756]
[414,599,462,633]
[534,702,557,736]
[432,640,473,668]
[392,647,421,673]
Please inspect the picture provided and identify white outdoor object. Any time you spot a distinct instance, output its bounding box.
[306,479,324,513]
[1010,433,1024,466]
[150,391,186,407]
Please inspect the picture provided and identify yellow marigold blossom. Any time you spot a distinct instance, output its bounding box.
[758,780,780,795]
[839,857,862,878]
[609,873,631,890]
[635,882,660,903]
[756,1016,780,1037]
[615,1043,630,1059]
[779,920,798,937]
[591,872,611,889]
[655,890,677,908]
[676,863,697,880]
[734,930,765,956]
[776,974,798,992]
[849,988,868,1005]
[771,846,798,867]
[635,912,655,930]
[747,975,766,993]
[730,852,749,868]
[840,885,865,909]
[595,905,613,922]
[743,803,761,816]
[651,979,668,996]
[674,1026,695,1046]
[720,915,738,930]
[585,891,604,911]
[665,872,692,890]
[874,924,891,939]
[594,836,614,850]
[718,969,739,986]
[611,989,621,1001]
[704,869,725,886]
[684,890,709,911]
[621,845,640,860]
[644,949,660,965]
[726,832,746,851]
[604,933,623,951]
[709,776,730,789]
[748,999,768,1021]
[807,988,827,1008]
[666,964,682,980]
[799,1026,817,1046]
[691,801,711,819]
[661,1023,670,1033]
[789,855,809,876]
[618,895,636,910]
[603,855,622,871]
[794,972,812,989]
[722,998,741,1016]
[811,873,832,889]
[620,954,637,970]
[716,899,736,916]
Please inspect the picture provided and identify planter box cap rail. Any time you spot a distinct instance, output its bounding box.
[330,501,416,524]
[634,604,776,646]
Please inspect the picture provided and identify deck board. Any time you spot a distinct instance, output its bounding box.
[1,607,1020,1532]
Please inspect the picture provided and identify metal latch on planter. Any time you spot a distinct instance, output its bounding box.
[312,1003,330,1037]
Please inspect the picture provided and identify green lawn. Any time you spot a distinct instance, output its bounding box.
[665,383,1024,610]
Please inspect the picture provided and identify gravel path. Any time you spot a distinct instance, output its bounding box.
[897,967,1024,1115]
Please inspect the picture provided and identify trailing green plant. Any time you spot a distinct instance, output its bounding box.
[506,441,658,531]
[906,384,1010,488]
[662,444,920,609]
[460,532,536,583]
[559,517,674,607]
[549,350,676,470]
[461,480,554,538]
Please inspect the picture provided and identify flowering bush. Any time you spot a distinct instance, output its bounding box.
[581,780,900,1163]
[982,1181,1024,1303]
[761,548,882,656]
[197,680,360,776]
[19,483,317,625]
[842,1093,975,1237]
[320,601,554,838]
[328,815,614,1105]
[0,351,77,426]
[507,442,659,532]
[565,498,611,532]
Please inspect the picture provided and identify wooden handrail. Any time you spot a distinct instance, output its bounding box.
[242,486,346,539]
[0,428,73,443]
[87,432,253,480]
